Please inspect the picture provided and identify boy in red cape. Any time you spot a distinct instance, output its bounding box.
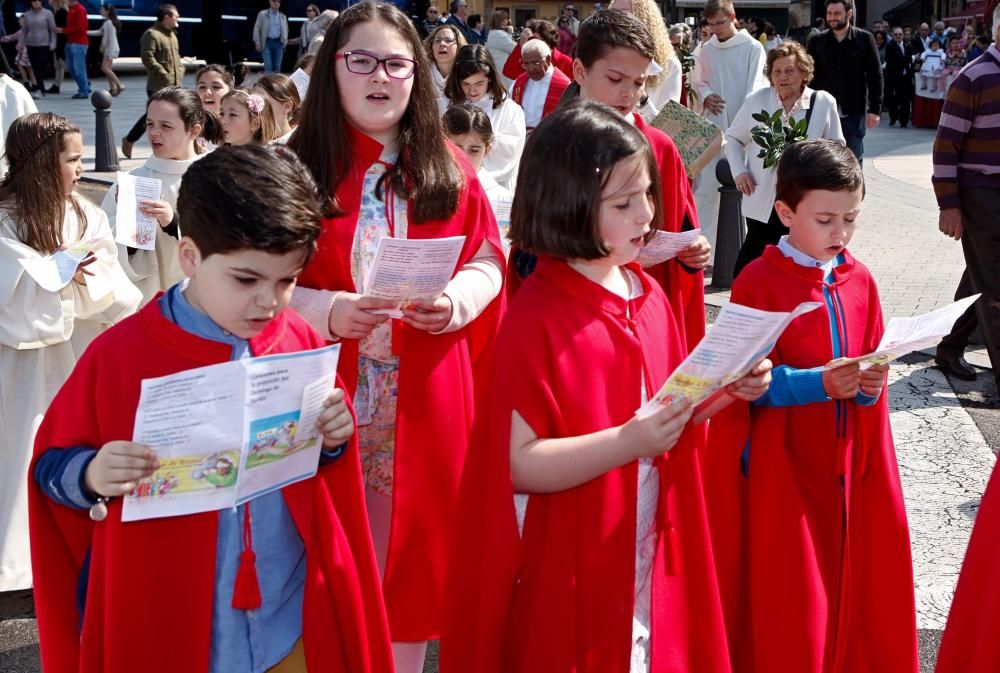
[28,145,393,673]
[440,101,771,673]
[935,461,1000,672]
[713,139,917,672]
[510,10,708,351]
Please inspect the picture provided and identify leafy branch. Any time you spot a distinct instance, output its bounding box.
[750,108,808,170]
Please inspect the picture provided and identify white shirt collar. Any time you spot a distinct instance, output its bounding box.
[777,235,838,276]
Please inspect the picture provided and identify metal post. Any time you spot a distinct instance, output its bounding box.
[92,90,119,173]
[710,157,744,289]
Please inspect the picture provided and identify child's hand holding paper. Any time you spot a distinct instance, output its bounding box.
[401,295,454,333]
[317,387,354,449]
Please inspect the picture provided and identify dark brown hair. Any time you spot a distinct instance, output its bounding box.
[177,144,322,259]
[441,102,495,146]
[147,86,206,131]
[489,10,509,30]
[102,3,121,31]
[445,44,508,109]
[558,9,656,105]
[196,63,235,89]
[526,19,559,49]
[253,73,302,126]
[0,113,86,254]
[156,3,177,21]
[511,100,662,259]
[825,0,854,12]
[289,2,463,221]
[775,138,864,210]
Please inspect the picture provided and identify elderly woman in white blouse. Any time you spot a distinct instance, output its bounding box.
[726,40,844,277]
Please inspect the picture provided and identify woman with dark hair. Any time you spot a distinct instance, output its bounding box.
[441,43,525,189]
[288,5,505,671]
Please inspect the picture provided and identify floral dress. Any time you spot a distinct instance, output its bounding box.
[351,160,408,495]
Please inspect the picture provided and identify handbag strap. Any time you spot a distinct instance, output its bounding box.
[804,90,818,129]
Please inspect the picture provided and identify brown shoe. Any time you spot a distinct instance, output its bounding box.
[121,137,133,160]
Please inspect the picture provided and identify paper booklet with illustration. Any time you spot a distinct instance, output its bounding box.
[638,301,822,417]
[122,345,341,522]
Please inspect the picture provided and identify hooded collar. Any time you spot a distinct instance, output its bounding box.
[707,28,756,49]
[535,255,653,318]
[761,244,856,286]
[143,153,200,175]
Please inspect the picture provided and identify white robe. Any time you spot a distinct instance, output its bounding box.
[0,198,141,590]
[0,75,37,179]
[100,155,200,305]
[691,29,768,262]
[439,94,525,191]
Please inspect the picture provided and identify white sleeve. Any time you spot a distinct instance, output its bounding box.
[723,97,755,176]
[692,48,715,100]
[749,42,769,92]
[72,207,142,324]
[290,285,341,341]
[483,100,526,190]
[0,234,76,349]
[435,239,504,334]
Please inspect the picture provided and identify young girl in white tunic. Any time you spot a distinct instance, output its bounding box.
[87,4,123,95]
[101,87,203,304]
[0,112,140,591]
[440,43,525,191]
[442,103,513,255]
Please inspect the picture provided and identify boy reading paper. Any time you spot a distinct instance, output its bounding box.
[711,139,918,672]
[28,145,393,673]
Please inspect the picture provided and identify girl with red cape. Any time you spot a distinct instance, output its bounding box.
[440,100,770,673]
[287,4,505,671]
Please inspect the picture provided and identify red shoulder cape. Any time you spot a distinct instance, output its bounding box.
[935,458,1000,672]
[634,115,705,351]
[511,69,572,126]
[27,300,393,673]
[503,114,705,354]
[295,126,505,640]
[502,44,574,81]
[440,257,730,673]
[724,247,917,672]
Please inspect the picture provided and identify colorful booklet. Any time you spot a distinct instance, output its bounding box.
[122,345,341,522]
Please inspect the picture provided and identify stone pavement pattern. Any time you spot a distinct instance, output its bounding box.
[0,86,997,673]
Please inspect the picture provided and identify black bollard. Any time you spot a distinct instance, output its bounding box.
[92,90,120,173]
[710,157,745,289]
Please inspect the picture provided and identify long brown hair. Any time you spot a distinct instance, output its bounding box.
[253,73,302,126]
[0,113,85,254]
[290,2,463,221]
[444,44,507,109]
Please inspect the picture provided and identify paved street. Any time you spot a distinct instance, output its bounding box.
[0,79,997,673]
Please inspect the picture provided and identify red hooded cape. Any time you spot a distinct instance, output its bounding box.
[935,458,1000,673]
[633,114,705,351]
[502,43,574,81]
[510,68,572,128]
[719,247,917,673]
[440,257,730,673]
[504,114,705,353]
[295,126,505,641]
[27,300,393,673]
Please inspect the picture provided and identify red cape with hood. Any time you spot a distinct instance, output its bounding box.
[440,257,730,673]
[718,247,917,673]
[295,126,505,641]
[28,300,393,673]
[504,114,705,353]
[935,458,1000,673]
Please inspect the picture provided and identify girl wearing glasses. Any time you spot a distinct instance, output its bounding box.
[288,4,505,672]
[442,44,526,191]
[424,24,467,95]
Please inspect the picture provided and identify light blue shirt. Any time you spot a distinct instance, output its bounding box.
[159,283,305,673]
[267,10,282,39]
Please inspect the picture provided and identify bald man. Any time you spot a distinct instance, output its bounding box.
[510,39,572,131]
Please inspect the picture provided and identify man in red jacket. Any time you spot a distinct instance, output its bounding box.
[63,0,90,98]
[510,39,571,132]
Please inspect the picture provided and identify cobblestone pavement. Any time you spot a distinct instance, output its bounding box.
[1,93,996,673]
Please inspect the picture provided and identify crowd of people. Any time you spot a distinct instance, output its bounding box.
[0,1,999,673]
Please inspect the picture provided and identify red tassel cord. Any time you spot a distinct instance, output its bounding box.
[231,503,263,610]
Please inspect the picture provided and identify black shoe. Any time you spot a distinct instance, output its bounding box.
[46,85,59,94]
[900,123,908,128]
[935,353,978,381]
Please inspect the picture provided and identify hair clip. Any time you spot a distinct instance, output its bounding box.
[245,93,266,115]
